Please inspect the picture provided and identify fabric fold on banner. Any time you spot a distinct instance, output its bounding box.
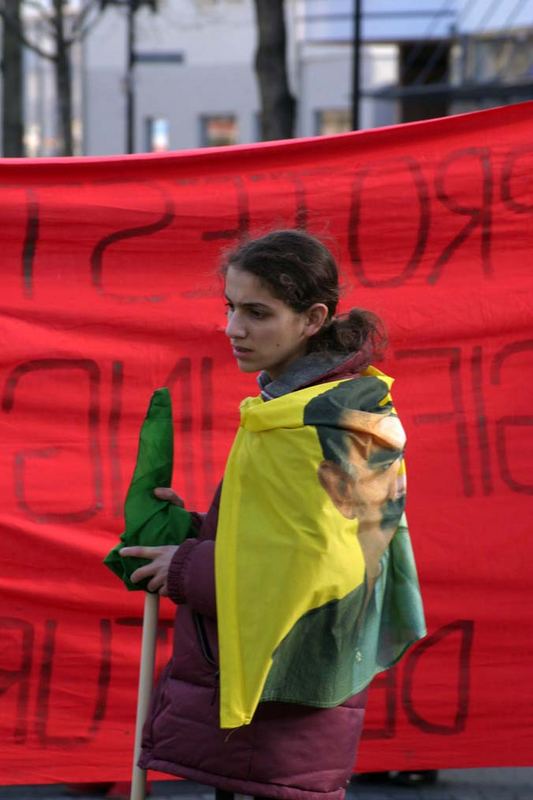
[215,368,426,729]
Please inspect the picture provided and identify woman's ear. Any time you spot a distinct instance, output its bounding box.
[318,460,358,519]
[305,303,329,338]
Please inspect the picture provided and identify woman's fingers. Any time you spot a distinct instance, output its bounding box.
[128,561,159,584]
[153,487,185,507]
[147,574,165,592]
[120,544,179,590]
[119,545,160,560]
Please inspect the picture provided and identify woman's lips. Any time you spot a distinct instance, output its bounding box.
[232,346,253,358]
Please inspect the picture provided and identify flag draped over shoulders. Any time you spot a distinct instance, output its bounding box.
[216,367,426,729]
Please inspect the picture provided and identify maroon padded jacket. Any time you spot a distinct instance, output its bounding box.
[139,355,369,800]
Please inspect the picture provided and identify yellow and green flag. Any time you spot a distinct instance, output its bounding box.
[216,368,426,729]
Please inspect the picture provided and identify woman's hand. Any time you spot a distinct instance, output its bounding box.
[119,544,179,595]
[153,486,185,507]
[119,487,184,595]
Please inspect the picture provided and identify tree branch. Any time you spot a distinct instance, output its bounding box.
[69,0,102,39]
[0,5,55,59]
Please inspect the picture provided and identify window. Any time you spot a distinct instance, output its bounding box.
[253,110,262,142]
[145,117,170,152]
[200,114,238,147]
[315,109,352,136]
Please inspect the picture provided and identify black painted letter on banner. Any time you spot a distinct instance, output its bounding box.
[2,358,103,523]
[402,620,474,735]
[0,617,34,743]
[349,156,430,287]
[430,147,493,284]
[491,339,533,495]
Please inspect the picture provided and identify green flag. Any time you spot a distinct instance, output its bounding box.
[104,387,194,591]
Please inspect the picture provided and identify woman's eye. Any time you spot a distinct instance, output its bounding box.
[249,308,266,319]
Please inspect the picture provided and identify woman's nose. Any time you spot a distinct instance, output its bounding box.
[225,311,246,339]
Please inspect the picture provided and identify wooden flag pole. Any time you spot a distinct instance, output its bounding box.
[130,591,160,800]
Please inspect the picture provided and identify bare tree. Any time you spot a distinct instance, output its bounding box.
[0,0,104,155]
[253,0,295,140]
[1,0,24,155]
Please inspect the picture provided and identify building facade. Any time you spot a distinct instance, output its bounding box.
[6,0,533,157]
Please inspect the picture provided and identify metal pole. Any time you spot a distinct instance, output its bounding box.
[351,0,362,130]
[126,0,136,153]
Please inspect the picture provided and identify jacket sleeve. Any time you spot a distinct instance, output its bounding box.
[166,539,216,618]
[165,483,222,618]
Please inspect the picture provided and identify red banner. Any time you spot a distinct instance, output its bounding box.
[1,103,533,784]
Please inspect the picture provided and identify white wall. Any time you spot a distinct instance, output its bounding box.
[296,43,398,136]
[83,0,258,154]
[18,0,533,157]
[86,0,255,70]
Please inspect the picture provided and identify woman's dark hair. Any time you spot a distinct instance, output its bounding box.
[220,229,386,360]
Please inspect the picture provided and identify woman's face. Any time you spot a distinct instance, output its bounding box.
[224,265,326,379]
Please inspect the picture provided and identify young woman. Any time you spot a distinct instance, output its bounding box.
[120,229,425,800]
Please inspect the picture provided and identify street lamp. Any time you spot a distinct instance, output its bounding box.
[101,0,157,153]
[352,0,362,130]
